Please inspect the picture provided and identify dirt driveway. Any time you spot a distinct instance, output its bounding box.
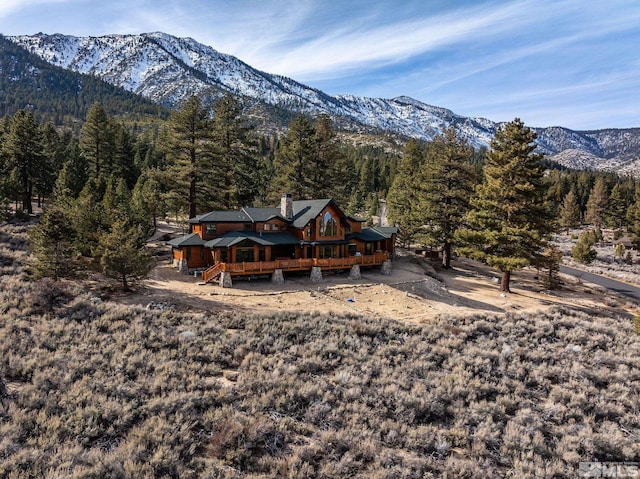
[120,249,637,323]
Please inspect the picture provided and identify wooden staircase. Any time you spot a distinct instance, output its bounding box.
[202,263,224,284]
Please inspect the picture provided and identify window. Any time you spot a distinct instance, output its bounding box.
[244,223,252,231]
[186,247,192,260]
[272,224,279,231]
[319,245,337,258]
[264,224,271,231]
[236,247,254,262]
[319,211,338,237]
[205,224,217,235]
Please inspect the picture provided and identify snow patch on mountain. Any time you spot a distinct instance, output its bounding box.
[9,32,640,171]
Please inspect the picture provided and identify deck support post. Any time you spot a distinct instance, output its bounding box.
[271,269,285,285]
[349,264,361,280]
[381,260,392,276]
[219,271,233,288]
[310,266,323,282]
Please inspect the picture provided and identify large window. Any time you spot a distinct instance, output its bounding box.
[319,211,338,237]
[236,247,255,263]
[319,245,337,258]
[205,224,217,235]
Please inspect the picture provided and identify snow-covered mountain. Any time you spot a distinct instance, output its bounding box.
[9,32,640,170]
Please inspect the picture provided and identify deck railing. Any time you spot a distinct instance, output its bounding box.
[202,253,388,281]
[201,262,224,283]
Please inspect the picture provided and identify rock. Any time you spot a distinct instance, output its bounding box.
[349,264,361,280]
[271,269,285,285]
[219,272,233,288]
[310,266,323,283]
[381,260,392,276]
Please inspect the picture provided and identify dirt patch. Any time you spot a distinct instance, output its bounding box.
[118,248,638,323]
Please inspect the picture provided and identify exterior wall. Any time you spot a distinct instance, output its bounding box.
[197,222,250,240]
[256,219,289,232]
[174,246,210,269]
[347,219,363,233]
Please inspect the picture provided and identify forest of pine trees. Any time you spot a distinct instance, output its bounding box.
[1,94,640,290]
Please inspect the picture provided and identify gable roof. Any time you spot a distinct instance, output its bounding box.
[242,207,283,222]
[372,226,399,237]
[205,231,300,248]
[188,198,354,228]
[188,210,252,224]
[350,226,399,242]
[166,233,206,247]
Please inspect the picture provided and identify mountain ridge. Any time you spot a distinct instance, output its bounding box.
[8,32,640,172]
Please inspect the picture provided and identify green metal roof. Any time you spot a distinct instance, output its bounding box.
[188,198,350,228]
[350,227,396,242]
[188,210,251,224]
[291,199,333,228]
[242,207,283,222]
[166,233,206,247]
[372,226,399,237]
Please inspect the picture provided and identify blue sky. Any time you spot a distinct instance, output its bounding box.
[1,0,639,130]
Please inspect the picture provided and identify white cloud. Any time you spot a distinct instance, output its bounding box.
[0,0,70,18]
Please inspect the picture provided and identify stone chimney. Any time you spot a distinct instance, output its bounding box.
[280,193,293,220]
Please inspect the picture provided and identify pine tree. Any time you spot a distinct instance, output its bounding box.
[111,122,138,188]
[1,110,44,214]
[29,206,76,279]
[457,118,553,292]
[163,96,213,218]
[210,93,259,208]
[53,140,89,201]
[585,176,609,228]
[80,103,113,178]
[606,182,629,229]
[271,115,316,200]
[572,231,597,264]
[558,188,581,233]
[539,245,562,290]
[387,139,424,247]
[415,128,478,268]
[97,219,152,291]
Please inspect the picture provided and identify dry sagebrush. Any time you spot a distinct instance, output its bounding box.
[0,222,639,478]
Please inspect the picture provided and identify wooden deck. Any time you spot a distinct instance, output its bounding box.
[202,253,389,283]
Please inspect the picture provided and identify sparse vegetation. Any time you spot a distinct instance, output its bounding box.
[1,223,639,478]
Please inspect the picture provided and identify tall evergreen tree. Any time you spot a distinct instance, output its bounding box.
[415,128,478,268]
[210,93,259,208]
[80,103,113,178]
[387,139,424,247]
[271,115,316,200]
[53,140,89,201]
[97,219,152,291]
[585,176,608,228]
[606,182,629,229]
[558,188,582,233]
[1,110,43,214]
[457,118,553,292]
[163,96,213,218]
[29,206,76,279]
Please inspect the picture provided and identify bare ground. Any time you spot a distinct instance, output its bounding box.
[119,245,638,323]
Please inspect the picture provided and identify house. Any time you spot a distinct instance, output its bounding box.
[168,193,397,286]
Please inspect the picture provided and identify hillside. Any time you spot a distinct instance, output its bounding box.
[1,223,639,477]
[9,32,640,171]
[0,35,167,125]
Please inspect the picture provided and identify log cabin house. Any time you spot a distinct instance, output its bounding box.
[168,193,397,285]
